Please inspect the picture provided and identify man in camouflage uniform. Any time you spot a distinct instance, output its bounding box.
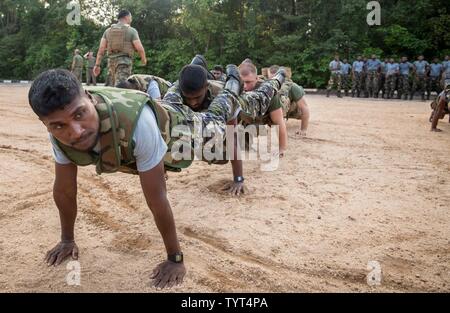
[83,51,97,86]
[379,58,388,98]
[412,55,430,101]
[384,58,399,99]
[117,74,172,100]
[94,9,147,87]
[398,57,413,100]
[27,66,285,290]
[351,56,365,97]
[71,49,83,83]
[327,55,342,98]
[268,65,310,137]
[365,55,381,98]
[428,58,443,99]
[211,65,227,82]
[340,59,352,97]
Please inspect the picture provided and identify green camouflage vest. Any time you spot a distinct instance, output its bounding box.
[54,87,193,175]
[128,74,172,98]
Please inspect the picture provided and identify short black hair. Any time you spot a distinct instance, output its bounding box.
[179,65,208,94]
[213,65,224,72]
[28,69,82,117]
[118,9,131,20]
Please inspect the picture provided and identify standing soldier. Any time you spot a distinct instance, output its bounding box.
[326,55,342,98]
[351,56,365,98]
[71,49,83,83]
[340,59,352,97]
[94,10,147,87]
[398,57,413,100]
[412,55,430,101]
[84,51,97,86]
[365,54,381,98]
[379,58,388,98]
[362,57,369,97]
[384,58,399,99]
[429,58,443,99]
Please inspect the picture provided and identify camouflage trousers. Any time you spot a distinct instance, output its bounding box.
[429,76,442,96]
[86,68,96,86]
[72,67,83,83]
[384,75,397,98]
[109,57,133,87]
[378,74,386,94]
[327,72,342,91]
[341,75,351,93]
[352,72,364,95]
[161,78,280,154]
[412,75,428,97]
[365,71,378,96]
[398,75,410,98]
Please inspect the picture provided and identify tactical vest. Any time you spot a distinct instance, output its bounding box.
[54,87,193,175]
[128,74,172,98]
[106,23,135,57]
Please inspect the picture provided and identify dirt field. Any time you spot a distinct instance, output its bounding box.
[0,84,449,293]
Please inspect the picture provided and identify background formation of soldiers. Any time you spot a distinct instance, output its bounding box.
[326,54,450,101]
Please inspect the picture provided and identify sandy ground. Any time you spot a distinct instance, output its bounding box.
[0,84,449,293]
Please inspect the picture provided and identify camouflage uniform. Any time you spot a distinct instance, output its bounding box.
[365,59,381,98]
[340,62,352,96]
[127,74,172,98]
[412,60,429,100]
[279,80,305,119]
[429,63,443,98]
[103,21,139,87]
[53,80,281,174]
[327,60,342,97]
[72,54,84,83]
[398,62,413,100]
[351,60,365,97]
[384,63,399,99]
[86,55,97,86]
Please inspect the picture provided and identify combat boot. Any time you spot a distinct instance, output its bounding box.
[337,90,342,98]
[272,67,287,89]
[191,54,215,80]
[326,90,330,98]
[225,64,241,97]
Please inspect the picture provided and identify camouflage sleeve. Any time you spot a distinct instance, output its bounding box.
[289,83,305,102]
[162,84,184,105]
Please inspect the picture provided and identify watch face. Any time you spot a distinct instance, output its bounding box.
[175,254,183,262]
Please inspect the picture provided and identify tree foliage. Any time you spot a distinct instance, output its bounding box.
[0,0,448,87]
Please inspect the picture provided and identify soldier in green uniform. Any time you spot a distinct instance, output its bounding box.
[117,74,172,100]
[268,65,310,137]
[83,51,97,86]
[71,49,84,83]
[211,65,227,83]
[27,66,285,289]
[93,10,147,87]
[239,61,288,156]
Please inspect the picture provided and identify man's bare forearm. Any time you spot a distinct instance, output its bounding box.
[53,186,77,242]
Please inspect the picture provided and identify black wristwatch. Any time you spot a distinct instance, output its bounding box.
[234,176,245,183]
[168,252,184,263]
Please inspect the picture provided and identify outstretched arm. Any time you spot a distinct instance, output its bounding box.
[93,38,107,77]
[46,162,79,266]
[139,160,185,289]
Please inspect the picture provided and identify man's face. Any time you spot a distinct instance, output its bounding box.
[418,56,424,61]
[211,70,223,80]
[433,58,438,64]
[371,55,376,60]
[182,85,208,111]
[445,56,449,61]
[335,56,339,61]
[41,94,99,152]
[343,59,348,64]
[389,59,394,63]
[240,72,258,92]
[357,56,362,61]
[401,57,407,63]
